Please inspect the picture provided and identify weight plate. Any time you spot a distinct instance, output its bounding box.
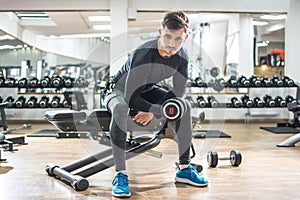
[230,150,242,167]
[207,150,218,167]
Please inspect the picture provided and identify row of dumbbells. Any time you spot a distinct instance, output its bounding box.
[0,75,88,88]
[192,94,297,108]
[188,75,295,88]
[0,95,71,108]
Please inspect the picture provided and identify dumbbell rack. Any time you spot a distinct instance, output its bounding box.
[185,76,298,122]
[0,77,89,110]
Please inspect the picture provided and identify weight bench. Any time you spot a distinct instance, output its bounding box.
[277,102,300,147]
[44,109,202,191]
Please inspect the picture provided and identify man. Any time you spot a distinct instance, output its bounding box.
[104,10,209,198]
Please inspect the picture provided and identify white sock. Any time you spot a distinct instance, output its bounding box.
[115,170,127,176]
[179,164,189,170]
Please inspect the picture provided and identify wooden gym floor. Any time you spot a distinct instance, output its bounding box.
[1,120,300,200]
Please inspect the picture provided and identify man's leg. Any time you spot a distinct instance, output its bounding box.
[106,94,131,197]
[175,100,209,187]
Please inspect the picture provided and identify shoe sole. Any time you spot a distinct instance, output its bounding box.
[175,177,208,187]
[112,191,131,198]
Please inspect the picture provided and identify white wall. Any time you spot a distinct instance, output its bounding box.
[285,0,300,82]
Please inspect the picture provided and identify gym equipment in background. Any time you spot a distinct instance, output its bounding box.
[197,96,207,108]
[237,75,250,87]
[27,96,38,108]
[14,96,26,108]
[17,78,28,88]
[0,102,30,161]
[207,150,242,168]
[241,95,253,108]
[39,96,50,108]
[50,96,61,108]
[270,75,284,87]
[207,96,219,108]
[263,95,276,107]
[249,75,261,87]
[231,97,242,108]
[253,97,265,108]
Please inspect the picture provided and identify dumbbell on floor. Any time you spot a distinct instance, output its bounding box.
[207,150,242,168]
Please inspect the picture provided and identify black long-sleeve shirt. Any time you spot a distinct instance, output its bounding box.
[112,39,188,112]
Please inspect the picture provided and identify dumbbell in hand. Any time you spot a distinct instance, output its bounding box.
[207,150,242,168]
[161,98,187,121]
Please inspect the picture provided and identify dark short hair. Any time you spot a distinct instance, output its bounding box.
[162,11,190,32]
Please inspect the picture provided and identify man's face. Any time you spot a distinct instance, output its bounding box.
[158,27,188,57]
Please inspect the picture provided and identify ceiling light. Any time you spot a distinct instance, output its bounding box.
[252,21,269,26]
[88,15,111,21]
[257,41,269,47]
[260,14,286,20]
[15,12,50,19]
[93,25,111,30]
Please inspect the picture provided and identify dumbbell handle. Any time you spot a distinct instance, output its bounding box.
[218,157,231,160]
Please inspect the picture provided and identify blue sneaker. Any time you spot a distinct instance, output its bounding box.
[175,165,209,187]
[112,172,131,197]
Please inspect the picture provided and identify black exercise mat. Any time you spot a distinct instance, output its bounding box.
[27,129,58,137]
[192,130,231,138]
[260,127,300,134]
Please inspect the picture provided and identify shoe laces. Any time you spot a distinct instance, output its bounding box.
[112,173,129,186]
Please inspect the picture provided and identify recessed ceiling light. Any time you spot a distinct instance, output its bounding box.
[260,14,286,20]
[93,25,111,30]
[15,12,50,19]
[253,21,269,26]
[88,15,111,21]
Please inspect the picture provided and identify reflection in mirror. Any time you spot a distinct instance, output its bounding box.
[0,30,110,93]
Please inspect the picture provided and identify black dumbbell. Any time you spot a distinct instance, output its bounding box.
[275,96,287,107]
[196,96,207,108]
[40,76,51,87]
[263,95,276,107]
[39,96,50,108]
[260,76,272,87]
[5,77,16,87]
[186,78,196,87]
[226,76,238,87]
[282,76,294,87]
[15,96,26,108]
[62,98,71,108]
[231,97,242,108]
[207,96,219,108]
[285,95,297,104]
[241,95,253,108]
[238,75,250,87]
[51,96,61,108]
[63,77,74,87]
[207,150,242,168]
[29,77,39,87]
[249,75,261,87]
[194,77,205,87]
[52,76,63,88]
[270,76,283,87]
[27,96,38,108]
[18,78,28,88]
[161,98,186,121]
[253,97,265,108]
